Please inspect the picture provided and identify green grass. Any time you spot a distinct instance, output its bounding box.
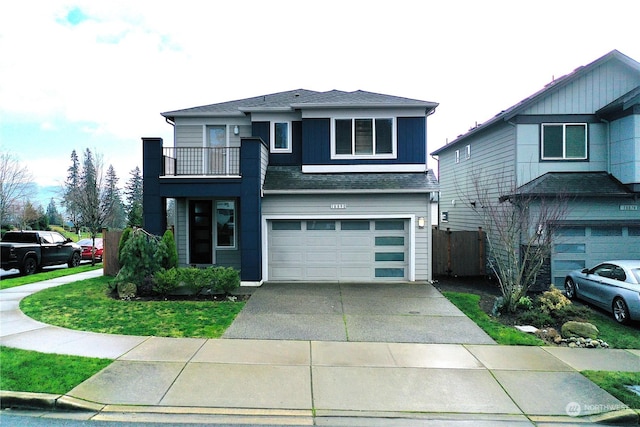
[581,371,640,410]
[0,346,111,394]
[0,264,102,290]
[443,292,545,345]
[587,312,640,349]
[20,276,245,338]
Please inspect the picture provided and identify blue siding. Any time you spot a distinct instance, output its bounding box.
[269,121,302,166]
[301,117,426,165]
[142,138,166,235]
[238,138,263,282]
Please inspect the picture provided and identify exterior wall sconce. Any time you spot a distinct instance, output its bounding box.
[418,217,426,229]
[233,125,239,135]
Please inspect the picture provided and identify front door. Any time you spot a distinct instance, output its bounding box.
[189,201,213,264]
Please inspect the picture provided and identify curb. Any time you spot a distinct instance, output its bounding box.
[589,408,639,425]
[0,391,103,413]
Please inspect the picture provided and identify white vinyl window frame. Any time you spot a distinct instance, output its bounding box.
[330,116,397,160]
[270,121,292,153]
[215,200,236,250]
[465,145,471,160]
[455,149,460,164]
[541,123,588,160]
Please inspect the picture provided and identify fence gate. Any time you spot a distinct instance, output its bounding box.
[432,227,486,276]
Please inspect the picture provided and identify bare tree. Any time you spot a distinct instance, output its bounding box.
[468,169,569,313]
[0,151,36,227]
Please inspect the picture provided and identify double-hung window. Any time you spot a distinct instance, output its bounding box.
[333,118,395,158]
[271,122,291,153]
[541,123,587,160]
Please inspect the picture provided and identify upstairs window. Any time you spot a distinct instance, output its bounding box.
[333,118,395,158]
[271,122,291,153]
[541,123,587,160]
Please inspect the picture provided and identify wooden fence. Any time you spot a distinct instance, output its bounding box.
[432,227,486,276]
[103,229,122,277]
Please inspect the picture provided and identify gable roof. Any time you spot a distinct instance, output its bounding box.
[507,172,635,199]
[263,166,439,194]
[162,89,438,119]
[431,50,640,155]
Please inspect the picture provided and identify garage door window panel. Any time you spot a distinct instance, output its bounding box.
[376,236,404,246]
[629,227,640,236]
[591,226,622,236]
[555,226,585,237]
[341,220,370,230]
[555,260,585,271]
[376,252,404,261]
[554,243,585,253]
[376,268,404,278]
[272,221,301,230]
[307,221,336,230]
[375,220,404,230]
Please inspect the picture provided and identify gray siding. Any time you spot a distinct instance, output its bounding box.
[521,61,640,115]
[176,198,188,265]
[437,122,516,231]
[175,125,202,147]
[262,193,432,280]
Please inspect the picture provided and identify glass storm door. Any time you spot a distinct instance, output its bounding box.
[189,201,213,264]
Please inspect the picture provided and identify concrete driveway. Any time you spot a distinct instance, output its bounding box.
[223,282,496,344]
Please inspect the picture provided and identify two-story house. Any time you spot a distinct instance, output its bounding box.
[142,89,439,286]
[431,50,640,288]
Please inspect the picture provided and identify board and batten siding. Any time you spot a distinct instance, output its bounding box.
[516,122,608,185]
[261,193,433,281]
[520,61,640,116]
[437,122,516,232]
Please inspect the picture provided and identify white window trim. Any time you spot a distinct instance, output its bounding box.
[455,149,460,164]
[541,123,588,160]
[465,145,471,160]
[270,121,292,153]
[215,200,237,250]
[330,117,397,160]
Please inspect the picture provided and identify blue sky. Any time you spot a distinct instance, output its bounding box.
[1,0,639,208]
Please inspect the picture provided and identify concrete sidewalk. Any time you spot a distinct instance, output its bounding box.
[1,270,639,425]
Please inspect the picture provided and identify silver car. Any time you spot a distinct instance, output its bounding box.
[565,260,640,324]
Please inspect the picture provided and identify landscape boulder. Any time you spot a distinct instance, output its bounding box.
[561,321,599,339]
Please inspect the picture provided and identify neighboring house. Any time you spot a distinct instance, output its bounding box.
[431,50,640,288]
[143,89,439,286]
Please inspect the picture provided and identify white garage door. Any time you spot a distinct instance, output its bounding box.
[552,224,640,286]
[268,219,409,281]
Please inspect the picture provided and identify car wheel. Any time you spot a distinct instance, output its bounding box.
[21,257,37,275]
[68,252,81,268]
[564,278,577,300]
[613,298,630,325]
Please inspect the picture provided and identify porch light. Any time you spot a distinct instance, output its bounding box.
[233,125,239,135]
[418,217,426,229]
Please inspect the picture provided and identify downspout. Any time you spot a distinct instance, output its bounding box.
[165,117,176,147]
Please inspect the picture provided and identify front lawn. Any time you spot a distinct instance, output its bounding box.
[0,264,103,290]
[582,371,640,410]
[443,290,640,349]
[20,276,245,338]
[0,346,111,394]
[443,292,545,345]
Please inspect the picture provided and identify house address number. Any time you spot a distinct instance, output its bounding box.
[619,205,638,211]
[331,203,346,209]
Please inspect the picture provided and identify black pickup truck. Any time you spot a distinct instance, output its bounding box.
[0,230,82,275]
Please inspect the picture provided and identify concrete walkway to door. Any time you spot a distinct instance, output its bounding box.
[223,282,496,344]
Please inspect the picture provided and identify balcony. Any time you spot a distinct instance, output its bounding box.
[162,147,241,176]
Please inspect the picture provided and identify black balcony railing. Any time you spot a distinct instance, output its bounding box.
[162,147,240,176]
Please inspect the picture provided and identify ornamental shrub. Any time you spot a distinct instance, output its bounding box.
[153,268,181,298]
[115,228,162,288]
[212,266,240,295]
[160,229,178,270]
[538,285,571,315]
[118,227,132,266]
